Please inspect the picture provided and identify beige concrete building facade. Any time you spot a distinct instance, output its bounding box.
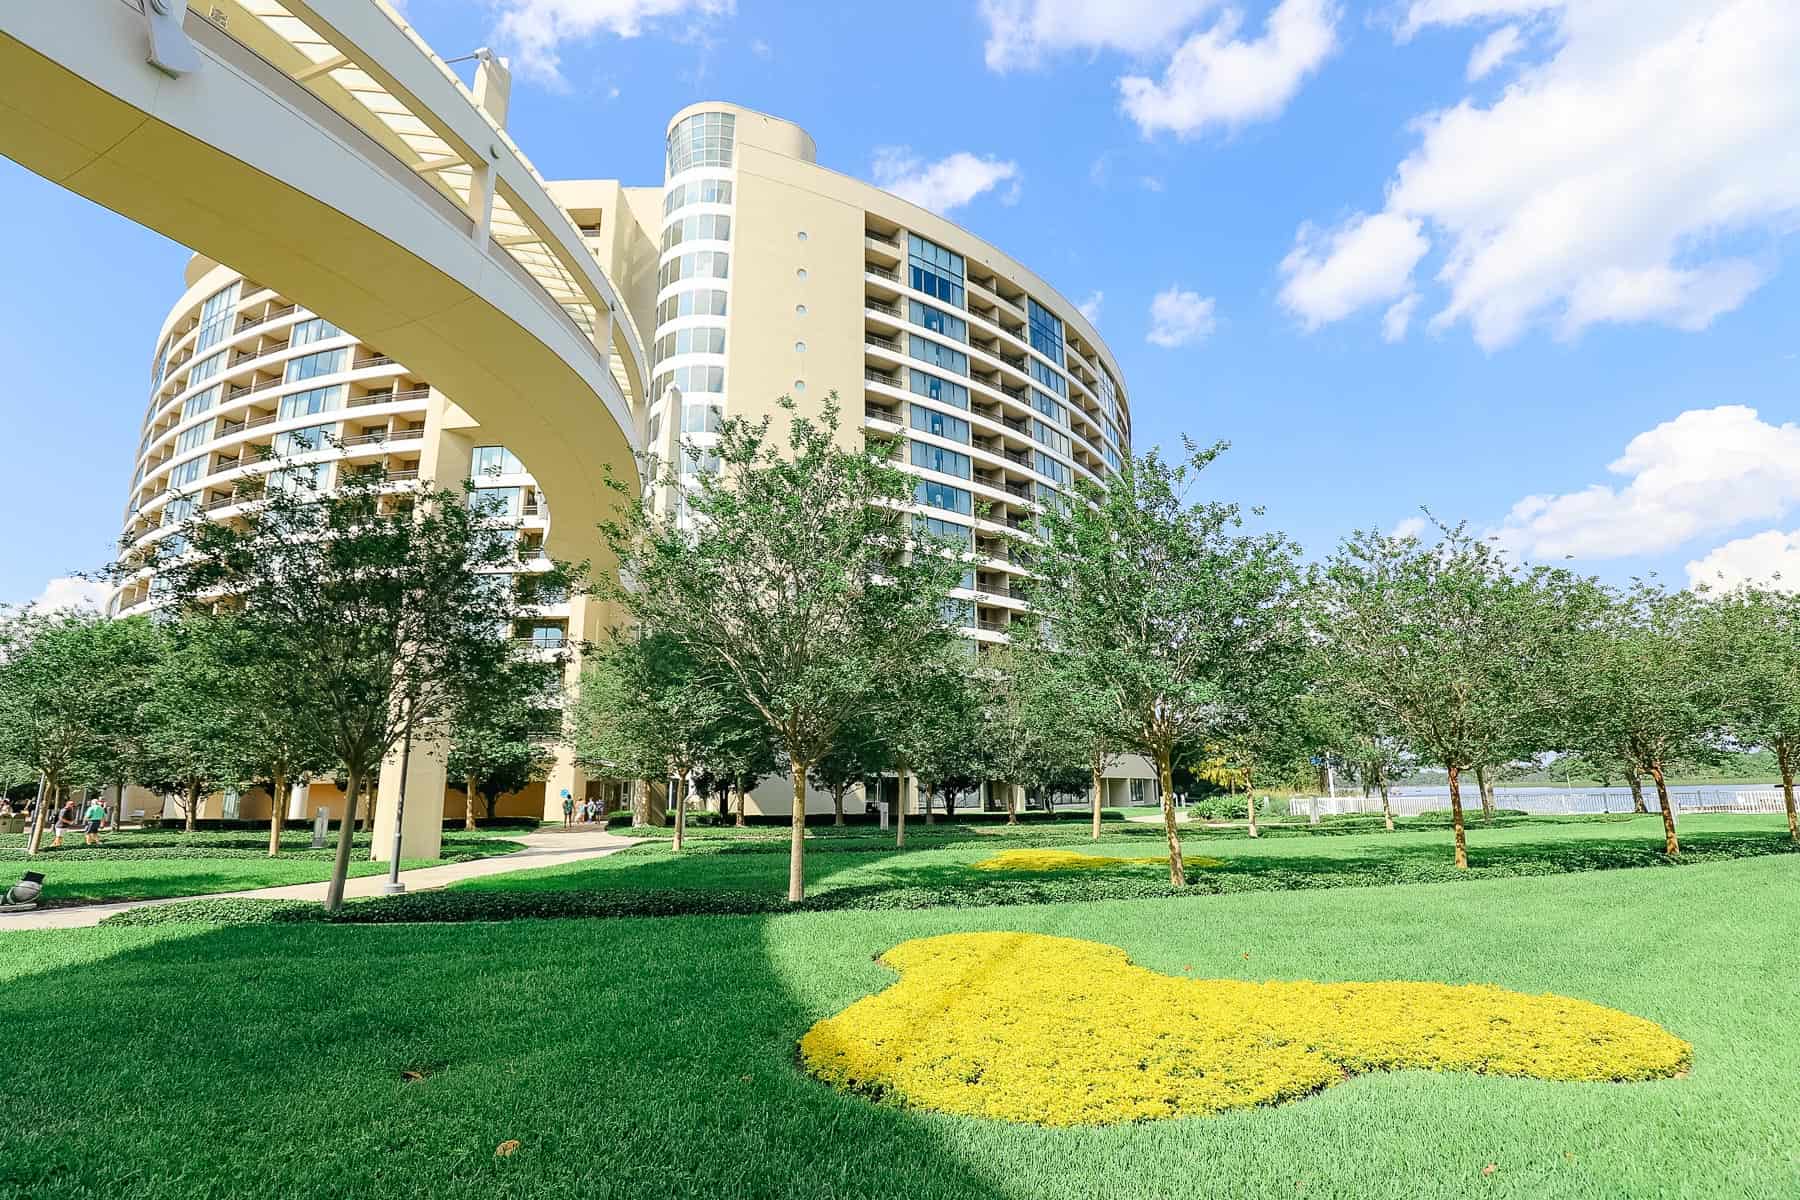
[116,99,1156,827]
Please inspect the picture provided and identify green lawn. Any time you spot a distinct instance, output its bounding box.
[455,813,1798,908]
[0,853,1795,1198]
[1,829,525,904]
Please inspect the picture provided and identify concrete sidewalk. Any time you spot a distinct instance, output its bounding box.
[0,827,640,931]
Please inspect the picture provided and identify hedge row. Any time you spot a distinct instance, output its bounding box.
[100,832,1799,929]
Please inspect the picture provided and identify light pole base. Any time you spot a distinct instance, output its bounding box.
[382,881,407,896]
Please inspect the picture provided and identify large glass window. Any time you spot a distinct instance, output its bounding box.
[909,335,968,376]
[472,446,526,478]
[681,401,724,434]
[940,598,976,628]
[657,251,731,290]
[182,385,219,421]
[665,110,736,176]
[278,385,342,421]
[290,317,340,348]
[909,300,967,342]
[654,325,728,365]
[1032,389,1063,425]
[663,178,734,215]
[910,404,970,443]
[911,440,971,479]
[915,514,973,548]
[169,458,203,488]
[285,348,345,383]
[915,478,973,515]
[162,496,194,526]
[470,486,522,518]
[1029,357,1067,397]
[274,424,330,456]
[174,423,210,455]
[651,364,726,396]
[910,370,969,410]
[1034,450,1069,486]
[657,288,729,323]
[660,212,733,252]
[194,283,239,353]
[1027,297,1064,364]
[188,352,222,385]
[1032,419,1070,456]
[908,235,965,308]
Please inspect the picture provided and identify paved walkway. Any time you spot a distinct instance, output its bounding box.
[0,827,640,931]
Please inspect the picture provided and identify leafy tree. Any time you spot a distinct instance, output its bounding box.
[599,397,961,898]
[125,466,552,910]
[1023,442,1304,886]
[0,609,155,852]
[1694,585,1800,842]
[77,615,166,833]
[140,618,254,833]
[449,655,561,830]
[571,631,720,850]
[808,713,886,827]
[1317,523,1585,868]
[1005,631,1123,839]
[699,695,781,827]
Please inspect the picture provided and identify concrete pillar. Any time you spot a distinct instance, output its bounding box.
[372,732,447,862]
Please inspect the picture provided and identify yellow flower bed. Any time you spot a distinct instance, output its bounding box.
[799,932,1690,1127]
[971,848,1225,872]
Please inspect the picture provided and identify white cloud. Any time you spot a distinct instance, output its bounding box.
[1494,406,1800,560]
[749,37,771,58]
[1686,529,1800,592]
[1283,1,1800,348]
[1078,291,1104,323]
[1146,287,1217,348]
[1118,0,1338,138]
[1392,515,1430,540]
[980,0,1223,71]
[1399,0,1562,40]
[493,0,733,84]
[1381,293,1421,341]
[871,149,1021,214]
[24,576,110,612]
[1278,212,1429,329]
[1465,23,1522,79]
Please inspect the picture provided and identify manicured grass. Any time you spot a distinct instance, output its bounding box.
[1,829,525,904]
[454,813,1798,909]
[1,854,1796,1197]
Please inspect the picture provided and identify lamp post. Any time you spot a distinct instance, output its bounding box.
[382,696,416,896]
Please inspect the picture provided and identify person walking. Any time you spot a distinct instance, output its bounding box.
[83,795,108,846]
[50,796,78,848]
[561,790,574,829]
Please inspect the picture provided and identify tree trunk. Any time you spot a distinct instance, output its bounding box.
[267,767,287,857]
[733,780,747,828]
[110,776,125,832]
[1626,767,1647,814]
[1379,780,1394,832]
[184,780,199,833]
[672,772,687,853]
[464,774,478,831]
[787,755,808,902]
[1246,785,1259,838]
[25,778,51,856]
[1446,765,1468,870]
[1474,763,1495,822]
[895,766,908,850]
[945,790,957,819]
[1779,741,1798,844]
[831,785,845,826]
[923,781,936,824]
[1649,760,1679,855]
[1090,765,1103,841]
[1158,753,1185,886]
[325,765,361,912]
[1004,783,1018,826]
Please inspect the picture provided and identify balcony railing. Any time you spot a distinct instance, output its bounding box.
[865,368,900,388]
[865,231,900,249]
[865,333,900,352]
[234,303,297,333]
[865,264,899,282]
[387,469,420,482]
[347,387,429,409]
[865,299,901,318]
[352,354,395,370]
[864,404,900,423]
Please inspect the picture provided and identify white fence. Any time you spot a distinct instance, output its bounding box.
[1288,787,1791,819]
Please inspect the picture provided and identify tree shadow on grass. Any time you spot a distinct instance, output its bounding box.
[0,915,1012,1200]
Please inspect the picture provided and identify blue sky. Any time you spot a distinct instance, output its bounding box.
[4,0,1798,608]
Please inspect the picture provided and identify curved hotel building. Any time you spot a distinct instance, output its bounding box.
[116,97,1153,823]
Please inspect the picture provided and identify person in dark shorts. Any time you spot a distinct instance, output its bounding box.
[83,797,108,846]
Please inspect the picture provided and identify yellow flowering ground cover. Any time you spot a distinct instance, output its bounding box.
[971,848,1225,872]
[799,932,1690,1127]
